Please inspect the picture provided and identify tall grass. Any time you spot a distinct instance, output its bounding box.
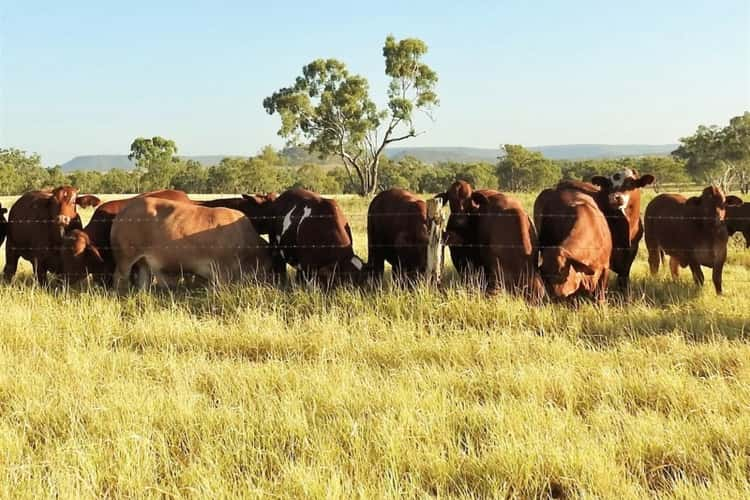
[0,192,748,498]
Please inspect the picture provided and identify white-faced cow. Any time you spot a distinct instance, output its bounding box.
[591,168,655,288]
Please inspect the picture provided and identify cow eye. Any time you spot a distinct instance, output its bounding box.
[613,174,621,181]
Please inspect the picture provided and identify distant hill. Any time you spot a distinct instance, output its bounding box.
[61,144,678,171]
[386,144,678,163]
[61,155,228,172]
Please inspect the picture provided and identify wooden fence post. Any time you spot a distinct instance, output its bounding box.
[425,198,450,285]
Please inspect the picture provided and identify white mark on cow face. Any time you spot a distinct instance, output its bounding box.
[280,250,286,259]
[611,169,635,189]
[276,235,281,243]
[296,206,312,237]
[609,192,630,212]
[350,256,363,271]
[281,206,296,238]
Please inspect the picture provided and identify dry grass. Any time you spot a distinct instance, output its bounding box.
[0,191,749,498]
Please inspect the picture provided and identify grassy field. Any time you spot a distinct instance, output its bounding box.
[0,191,749,498]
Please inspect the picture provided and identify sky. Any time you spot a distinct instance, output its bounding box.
[1,0,749,165]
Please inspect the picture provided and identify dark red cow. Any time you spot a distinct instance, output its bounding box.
[4,187,100,284]
[468,191,544,299]
[268,189,364,283]
[727,202,750,248]
[534,182,613,302]
[0,203,7,248]
[645,186,743,294]
[198,193,277,234]
[591,168,655,288]
[367,188,429,282]
[435,180,500,273]
[60,190,193,285]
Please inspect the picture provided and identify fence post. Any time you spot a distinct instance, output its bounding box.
[425,198,450,285]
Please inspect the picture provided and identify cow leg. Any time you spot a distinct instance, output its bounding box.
[367,246,385,281]
[647,245,661,275]
[594,270,609,304]
[669,257,680,279]
[711,263,723,295]
[113,258,140,293]
[34,258,49,286]
[3,247,20,281]
[688,262,705,287]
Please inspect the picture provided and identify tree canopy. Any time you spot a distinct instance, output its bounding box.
[264,35,438,196]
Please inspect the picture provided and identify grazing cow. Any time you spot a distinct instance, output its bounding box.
[0,203,7,248]
[4,187,100,284]
[60,190,193,285]
[435,180,500,273]
[644,186,743,294]
[367,188,429,282]
[198,193,277,234]
[534,182,612,302]
[726,202,750,248]
[110,198,272,290]
[468,191,544,299]
[591,169,655,288]
[268,188,364,283]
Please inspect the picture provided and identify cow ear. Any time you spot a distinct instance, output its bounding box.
[71,235,87,257]
[76,195,101,208]
[570,259,596,275]
[434,192,448,204]
[591,176,610,189]
[637,174,655,187]
[725,195,743,207]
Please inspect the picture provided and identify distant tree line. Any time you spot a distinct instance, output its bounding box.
[1,113,747,196]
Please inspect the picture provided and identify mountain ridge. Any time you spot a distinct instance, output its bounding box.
[60,144,678,171]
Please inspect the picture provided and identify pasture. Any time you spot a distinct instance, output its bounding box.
[1,190,749,498]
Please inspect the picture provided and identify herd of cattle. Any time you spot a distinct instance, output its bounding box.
[0,168,748,302]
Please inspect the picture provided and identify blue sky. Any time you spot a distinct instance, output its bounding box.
[2,0,749,165]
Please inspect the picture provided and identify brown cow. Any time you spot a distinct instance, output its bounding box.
[0,203,7,249]
[591,168,655,288]
[534,182,613,302]
[435,180,500,273]
[60,190,193,285]
[267,188,364,284]
[727,202,750,248]
[644,186,743,294]
[110,198,272,290]
[468,191,544,299]
[4,187,100,284]
[367,188,429,282]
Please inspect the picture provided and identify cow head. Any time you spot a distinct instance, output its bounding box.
[435,180,479,232]
[61,229,105,283]
[540,247,596,298]
[688,186,743,229]
[316,255,366,286]
[240,192,278,234]
[591,169,655,214]
[726,202,750,248]
[48,186,101,236]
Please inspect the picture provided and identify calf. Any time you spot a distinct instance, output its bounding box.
[534,182,612,302]
[644,186,743,294]
[469,191,544,299]
[4,187,100,284]
[591,169,655,288]
[61,190,193,285]
[726,202,750,248]
[110,198,272,290]
[0,203,7,248]
[367,188,429,282]
[435,180,500,273]
[268,188,364,284]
